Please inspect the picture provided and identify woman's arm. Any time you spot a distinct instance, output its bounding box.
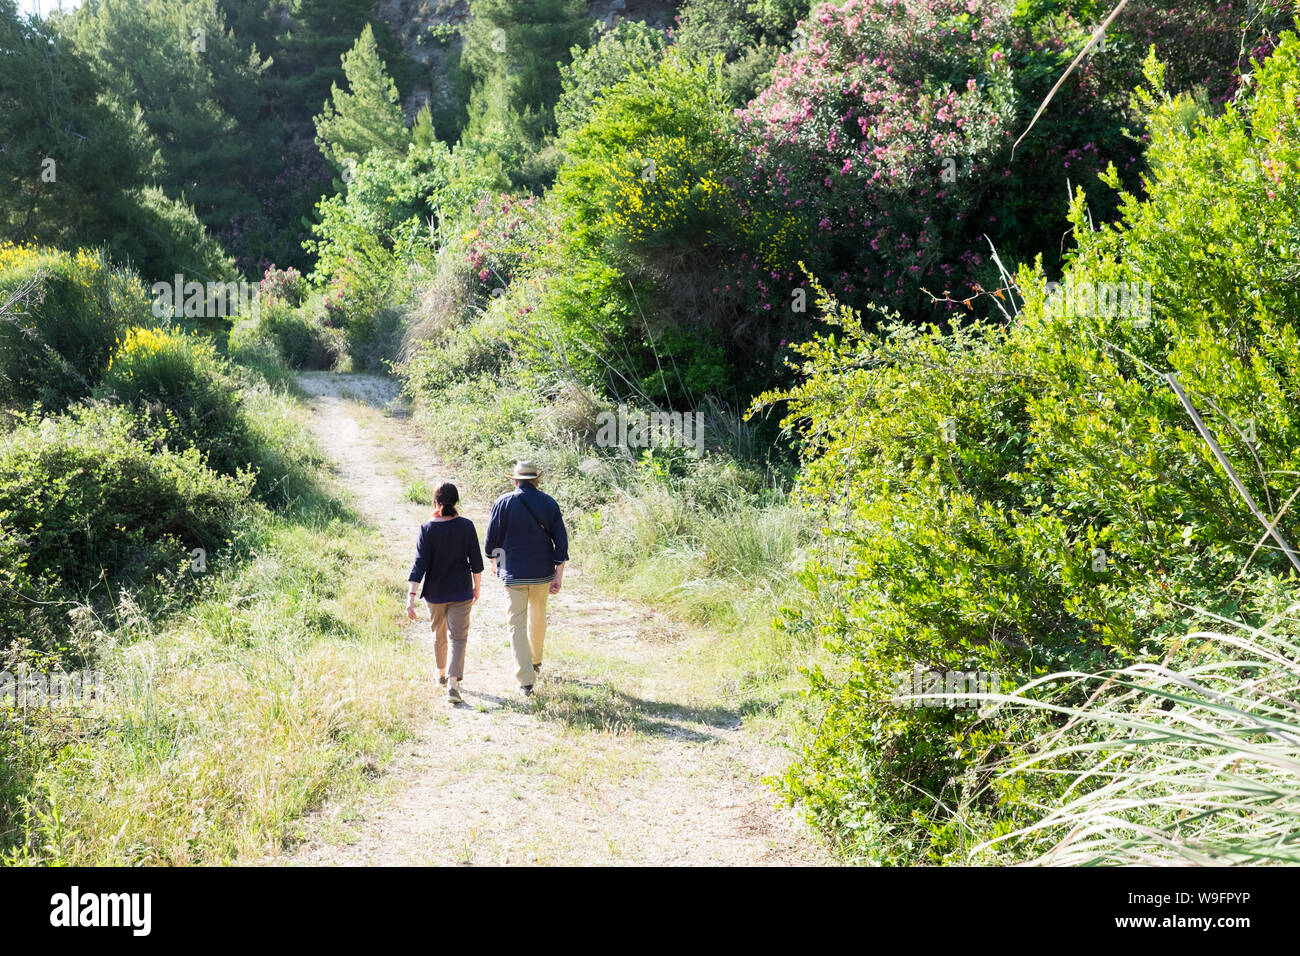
[406,582,420,620]
[406,525,429,619]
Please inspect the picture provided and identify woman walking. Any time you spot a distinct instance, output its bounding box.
[406,483,484,703]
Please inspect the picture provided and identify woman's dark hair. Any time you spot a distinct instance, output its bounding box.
[434,482,459,517]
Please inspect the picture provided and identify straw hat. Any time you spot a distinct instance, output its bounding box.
[508,460,541,480]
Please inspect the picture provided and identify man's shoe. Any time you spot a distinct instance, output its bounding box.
[533,662,542,675]
[522,684,534,698]
[438,675,448,686]
[448,683,462,703]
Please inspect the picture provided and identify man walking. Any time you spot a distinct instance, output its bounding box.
[484,461,569,697]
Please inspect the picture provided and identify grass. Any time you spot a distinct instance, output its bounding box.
[404,479,431,505]
[956,602,1300,865]
[0,362,429,865]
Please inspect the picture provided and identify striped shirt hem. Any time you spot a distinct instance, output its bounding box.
[503,575,555,587]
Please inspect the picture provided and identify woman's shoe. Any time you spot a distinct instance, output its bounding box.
[438,675,448,686]
[448,683,462,703]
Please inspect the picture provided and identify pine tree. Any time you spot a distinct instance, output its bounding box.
[459,0,589,188]
[412,104,437,149]
[0,0,234,280]
[65,0,274,261]
[0,1,153,246]
[278,0,417,134]
[314,23,411,172]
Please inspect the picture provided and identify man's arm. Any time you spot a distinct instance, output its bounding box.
[550,505,569,565]
[483,499,504,574]
[549,505,569,594]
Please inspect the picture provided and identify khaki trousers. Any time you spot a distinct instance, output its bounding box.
[428,599,472,680]
[506,582,549,686]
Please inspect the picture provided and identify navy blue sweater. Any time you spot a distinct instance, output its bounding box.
[483,485,569,584]
[408,516,485,603]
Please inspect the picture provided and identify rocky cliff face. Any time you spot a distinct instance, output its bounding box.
[373,0,681,117]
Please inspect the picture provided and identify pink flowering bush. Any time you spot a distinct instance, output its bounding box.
[735,0,1022,318]
[733,0,1290,321]
[258,265,307,307]
[398,192,547,383]
[464,193,542,301]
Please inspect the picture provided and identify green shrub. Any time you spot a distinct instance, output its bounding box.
[102,326,261,481]
[102,324,321,506]
[539,53,751,403]
[760,34,1300,863]
[555,19,669,134]
[242,297,340,370]
[0,404,253,652]
[305,142,491,370]
[402,312,511,393]
[0,243,151,408]
[104,185,236,284]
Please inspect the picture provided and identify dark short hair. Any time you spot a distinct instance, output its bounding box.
[434,482,459,517]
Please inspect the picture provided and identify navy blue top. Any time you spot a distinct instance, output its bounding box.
[408,516,485,603]
[483,484,570,585]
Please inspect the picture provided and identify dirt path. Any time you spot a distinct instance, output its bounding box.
[276,372,832,866]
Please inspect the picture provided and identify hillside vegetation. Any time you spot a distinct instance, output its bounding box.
[4,0,1300,865]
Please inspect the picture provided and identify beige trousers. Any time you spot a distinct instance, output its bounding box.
[429,599,472,680]
[506,582,549,686]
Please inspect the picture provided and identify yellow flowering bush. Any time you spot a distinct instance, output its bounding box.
[105,326,217,396]
[102,324,262,488]
[0,240,42,273]
[602,136,738,248]
[0,242,151,407]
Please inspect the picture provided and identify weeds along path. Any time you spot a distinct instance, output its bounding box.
[273,372,831,866]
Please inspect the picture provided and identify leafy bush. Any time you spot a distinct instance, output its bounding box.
[760,33,1300,862]
[0,243,151,408]
[534,53,759,402]
[306,141,510,369]
[102,325,298,498]
[403,314,512,393]
[103,185,237,284]
[0,404,252,651]
[305,144,438,368]
[555,19,669,134]
[257,298,341,371]
[234,273,345,373]
[399,191,547,372]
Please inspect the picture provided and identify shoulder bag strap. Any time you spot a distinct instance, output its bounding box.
[516,492,551,538]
